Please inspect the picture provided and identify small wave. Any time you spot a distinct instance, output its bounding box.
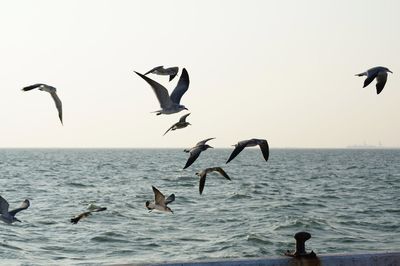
[246,234,273,245]
[0,242,22,251]
[65,182,93,188]
[229,193,252,199]
[91,236,130,243]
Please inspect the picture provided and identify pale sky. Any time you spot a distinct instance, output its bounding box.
[0,0,399,148]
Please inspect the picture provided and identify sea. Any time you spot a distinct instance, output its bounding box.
[0,148,399,265]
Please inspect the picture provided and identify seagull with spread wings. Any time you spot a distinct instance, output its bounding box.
[144,66,179,82]
[22,83,63,125]
[163,113,191,136]
[356,66,393,95]
[226,138,269,164]
[183,138,215,169]
[195,167,231,195]
[135,68,190,115]
[70,206,107,224]
[145,186,175,213]
[0,196,30,224]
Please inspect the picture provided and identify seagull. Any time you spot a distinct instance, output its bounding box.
[226,138,269,164]
[144,66,179,82]
[22,83,63,125]
[70,206,107,224]
[195,167,231,195]
[356,66,393,94]
[183,138,215,169]
[163,113,191,136]
[145,186,175,213]
[0,196,30,224]
[134,68,189,115]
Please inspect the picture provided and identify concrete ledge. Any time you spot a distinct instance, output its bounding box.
[128,252,400,266]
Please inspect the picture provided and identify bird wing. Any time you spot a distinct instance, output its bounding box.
[144,66,164,75]
[22,84,44,91]
[70,212,92,224]
[179,113,190,123]
[163,123,175,136]
[135,71,173,109]
[8,199,30,216]
[50,91,63,125]
[196,137,215,146]
[169,73,178,82]
[91,207,107,212]
[166,67,179,81]
[170,68,189,104]
[226,141,248,163]
[258,140,270,162]
[199,172,207,195]
[212,167,231,180]
[0,196,10,215]
[165,194,175,205]
[375,71,388,95]
[152,186,166,206]
[184,148,202,169]
[363,75,376,88]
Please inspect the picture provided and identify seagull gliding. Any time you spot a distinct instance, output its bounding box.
[135,68,190,115]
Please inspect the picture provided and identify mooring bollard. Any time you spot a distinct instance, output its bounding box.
[285,231,317,258]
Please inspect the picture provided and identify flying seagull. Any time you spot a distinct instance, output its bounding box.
[0,196,30,224]
[145,186,175,213]
[356,66,393,94]
[22,83,63,125]
[183,138,215,169]
[163,113,191,136]
[134,68,189,115]
[70,206,107,224]
[226,138,269,164]
[144,66,179,82]
[195,167,231,195]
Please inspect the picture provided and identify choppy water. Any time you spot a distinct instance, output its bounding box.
[0,148,399,265]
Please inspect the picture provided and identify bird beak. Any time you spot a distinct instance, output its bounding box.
[389,70,393,74]
[184,108,189,110]
[210,146,214,149]
[15,218,22,223]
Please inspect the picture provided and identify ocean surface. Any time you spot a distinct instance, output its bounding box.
[0,148,399,265]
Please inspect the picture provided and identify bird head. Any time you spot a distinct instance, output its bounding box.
[385,67,393,74]
[145,201,151,210]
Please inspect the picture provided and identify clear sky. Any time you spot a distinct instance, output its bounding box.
[0,0,399,148]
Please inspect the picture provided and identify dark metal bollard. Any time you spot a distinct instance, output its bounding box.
[285,231,317,258]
